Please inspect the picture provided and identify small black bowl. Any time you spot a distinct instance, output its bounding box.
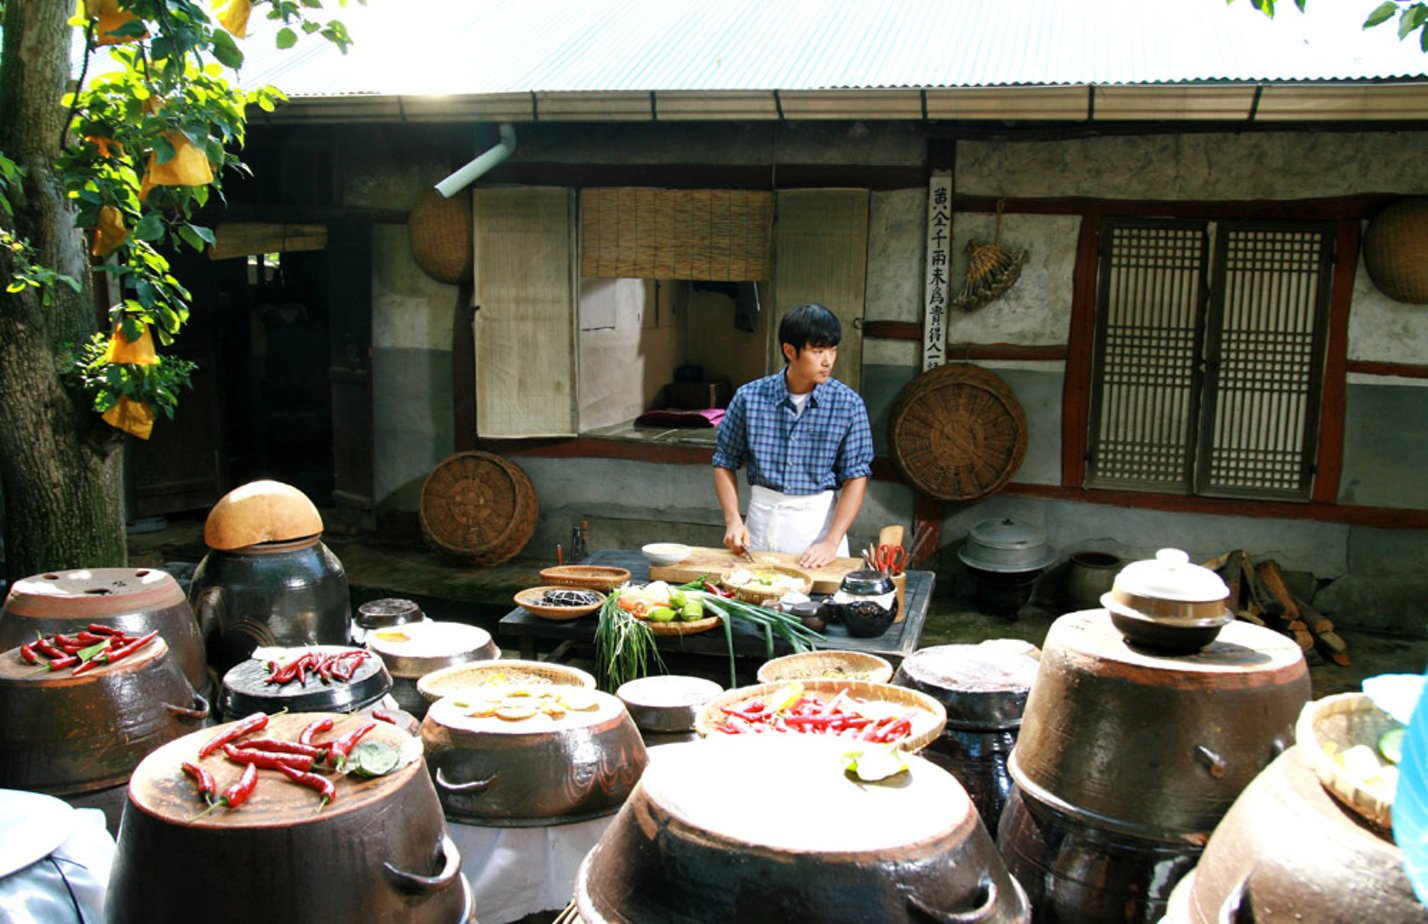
[839,600,897,638]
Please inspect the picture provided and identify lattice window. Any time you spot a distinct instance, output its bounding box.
[1087,218,1332,500]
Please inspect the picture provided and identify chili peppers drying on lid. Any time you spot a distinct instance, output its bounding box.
[14,625,159,676]
[183,713,414,822]
[716,686,919,745]
[264,648,369,687]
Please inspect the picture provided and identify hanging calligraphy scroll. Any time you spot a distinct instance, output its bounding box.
[921,170,952,370]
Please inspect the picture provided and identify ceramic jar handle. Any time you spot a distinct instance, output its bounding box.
[435,765,497,794]
[907,876,1000,923]
[383,834,462,895]
[163,692,210,722]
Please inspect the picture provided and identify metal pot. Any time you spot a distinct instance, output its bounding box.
[575,735,1030,923]
[0,567,208,697]
[1164,745,1427,924]
[189,536,351,675]
[0,637,209,795]
[957,518,1055,573]
[893,641,1040,830]
[421,689,647,826]
[1064,550,1122,610]
[108,713,473,923]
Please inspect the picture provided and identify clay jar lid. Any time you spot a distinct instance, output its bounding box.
[204,480,323,551]
[1103,548,1230,623]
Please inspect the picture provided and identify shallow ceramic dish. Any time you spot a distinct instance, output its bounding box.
[513,585,605,621]
[757,650,894,685]
[696,679,947,752]
[417,659,596,706]
[641,543,691,567]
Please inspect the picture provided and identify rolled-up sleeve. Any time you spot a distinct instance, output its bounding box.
[711,390,748,471]
[833,398,874,484]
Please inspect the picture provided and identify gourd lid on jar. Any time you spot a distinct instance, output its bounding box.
[957,517,1055,573]
[1103,548,1231,624]
[203,480,323,551]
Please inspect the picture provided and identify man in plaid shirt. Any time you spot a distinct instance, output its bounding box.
[712,304,874,570]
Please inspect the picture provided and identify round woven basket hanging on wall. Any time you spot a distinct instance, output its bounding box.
[1363,196,1428,305]
[408,188,473,285]
[419,451,538,566]
[889,363,1028,501]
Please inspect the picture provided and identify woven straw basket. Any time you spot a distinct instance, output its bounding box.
[419,451,538,566]
[408,188,473,285]
[1295,692,1400,831]
[757,650,894,685]
[1363,197,1428,305]
[695,679,947,753]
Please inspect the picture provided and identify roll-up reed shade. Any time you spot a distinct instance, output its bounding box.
[579,188,772,281]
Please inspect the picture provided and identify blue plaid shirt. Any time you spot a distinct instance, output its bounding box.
[712,371,874,494]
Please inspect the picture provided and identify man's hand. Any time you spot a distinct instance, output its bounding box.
[723,522,751,556]
[799,539,839,570]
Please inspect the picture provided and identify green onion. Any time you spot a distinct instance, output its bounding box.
[594,593,666,690]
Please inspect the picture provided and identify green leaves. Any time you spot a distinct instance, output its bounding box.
[276,26,298,49]
[1365,2,1400,27]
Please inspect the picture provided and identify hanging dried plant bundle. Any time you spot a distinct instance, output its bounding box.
[952,239,1029,311]
[952,199,1029,312]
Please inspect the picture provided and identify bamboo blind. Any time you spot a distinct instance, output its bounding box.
[579,188,772,281]
[474,187,578,438]
[772,189,870,393]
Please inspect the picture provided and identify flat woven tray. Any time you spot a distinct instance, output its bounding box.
[642,614,721,636]
[695,679,946,753]
[721,564,812,605]
[514,586,605,621]
[1296,692,1400,831]
[539,565,631,591]
[757,650,894,685]
[417,659,596,704]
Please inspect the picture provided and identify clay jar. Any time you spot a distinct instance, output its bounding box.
[188,480,350,674]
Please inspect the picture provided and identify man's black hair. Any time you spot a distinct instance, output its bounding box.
[779,303,842,357]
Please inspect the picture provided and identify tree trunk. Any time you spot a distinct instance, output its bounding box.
[0,0,126,581]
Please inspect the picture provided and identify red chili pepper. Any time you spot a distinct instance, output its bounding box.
[240,738,323,758]
[73,629,158,675]
[33,639,65,660]
[277,762,337,811]
[189,762,259,822]
[46,654,80,671]
[198,712,269,759]
[222,762,259,809]
[75,631,111,645]
[222,743,315,772]
[18,642,39,665]
[181,761,217,805]
[297,716,334,746]
[85,624,123,636]
[324,721,376,771]
[372,709,399,725]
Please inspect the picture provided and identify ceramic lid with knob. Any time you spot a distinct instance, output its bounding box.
[1101,548,1233,651]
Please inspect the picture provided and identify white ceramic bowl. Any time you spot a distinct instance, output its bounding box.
[642,542,691,567]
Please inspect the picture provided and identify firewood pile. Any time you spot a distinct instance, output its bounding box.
[1203,550,1350,667]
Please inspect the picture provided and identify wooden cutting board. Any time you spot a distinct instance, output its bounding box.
[648,546,865,595]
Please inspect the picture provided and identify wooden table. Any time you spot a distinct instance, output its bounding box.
[499,549,934,666]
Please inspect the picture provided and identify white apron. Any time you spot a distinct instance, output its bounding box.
[745,485,850,557]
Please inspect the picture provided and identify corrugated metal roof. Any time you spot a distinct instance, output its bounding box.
[231,0,1428,100]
